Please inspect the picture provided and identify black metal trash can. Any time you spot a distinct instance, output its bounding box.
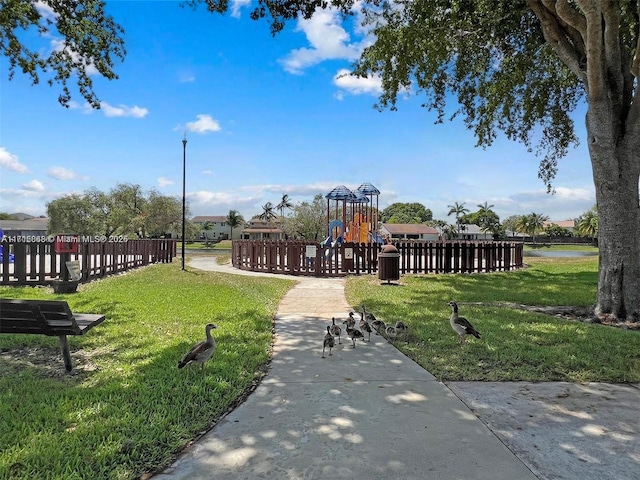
[378,244,400,283]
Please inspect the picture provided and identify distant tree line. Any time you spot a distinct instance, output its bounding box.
[46,183,188,238]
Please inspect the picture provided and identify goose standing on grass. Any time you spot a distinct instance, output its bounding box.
[322,326,335,358]
[395,321,409,335]
[178,323,217,370]
[330,317,342,344]
[385,324,398,340]
[448,301,481,344]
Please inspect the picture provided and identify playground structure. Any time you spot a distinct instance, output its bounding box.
[323,183,384,249]
[231,181,524,278]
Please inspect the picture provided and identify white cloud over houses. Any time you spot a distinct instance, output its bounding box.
[0,147,28,173]
[47,166,78,180]
[280,9,363,74]
[333,69,383,97]
[185,114,221,134]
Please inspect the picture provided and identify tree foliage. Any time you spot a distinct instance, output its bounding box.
[46,184,184,237]
[282,194,327,240]
[515,212,549,244]
[1,0,126,107]
[380,202,432,224]
[276,194,293,218]
[226,209,245,239]
[575,205,598,239]
[258,202,277,222]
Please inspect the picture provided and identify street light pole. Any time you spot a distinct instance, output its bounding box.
[181,135,187,270]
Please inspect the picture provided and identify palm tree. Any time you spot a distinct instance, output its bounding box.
[226,210,245,240]
[517,212,549,244]
[575,206,598,240]
[447,202,469,237]
[201,221,214,244]
[258,202,277,223]
[276,194,293,219]
[477,201,495,229]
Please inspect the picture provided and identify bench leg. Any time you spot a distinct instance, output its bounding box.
[58,335,73,372]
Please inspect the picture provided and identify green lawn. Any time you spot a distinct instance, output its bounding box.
[0,262,294,480]
[345,256,640,382]
[2,255,639,479]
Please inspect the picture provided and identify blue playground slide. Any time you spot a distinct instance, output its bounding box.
[370,232,385,244]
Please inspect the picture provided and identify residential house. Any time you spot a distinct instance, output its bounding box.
[458,224,493,241]
[543,220,576,233]
[379,223,441,241]
[0,217,49,237]
[191,215,242,241]
[241,220,285,240]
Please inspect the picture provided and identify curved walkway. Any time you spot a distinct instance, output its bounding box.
[153,258,639,480]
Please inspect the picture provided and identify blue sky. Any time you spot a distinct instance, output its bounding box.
[0,0,596,224]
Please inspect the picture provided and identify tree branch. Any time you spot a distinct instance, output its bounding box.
[575,0,605,100]
[602,3,624,105]
[527,0,587,82]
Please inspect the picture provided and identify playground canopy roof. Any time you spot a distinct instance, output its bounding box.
[352,192,370,204]
[325,185,357,201]
[356,182,380,195]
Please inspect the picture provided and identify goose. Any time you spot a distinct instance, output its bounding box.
[370,319,386,335]
[343,313,356,329]
[448,301,481,343]
[178,323,217,370]
[345,324,364,348]
[361,305,377,322]
[395,321,409,334]
[322,326,335,358]
[385,324,398,340]
[359,312,373,342]
[330,317,342,344]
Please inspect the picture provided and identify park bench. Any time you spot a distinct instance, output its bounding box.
[0,298,106,372]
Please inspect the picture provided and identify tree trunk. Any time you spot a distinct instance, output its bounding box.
[588,103,640,322]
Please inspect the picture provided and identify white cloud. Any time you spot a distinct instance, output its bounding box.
[177,69,196,83]
[280,9,363,74]
[0,147,28,173]
[230,0,251,18]
[202,170,213,175]
[67,101,94,114]
[51,38,99,76]
[333,68,383,96]
[100,102,149,118]
[47,166,77,180]
[34,1,58,21]
[158,177,173,187]
[22,179,45,192]
[185,114,221,134]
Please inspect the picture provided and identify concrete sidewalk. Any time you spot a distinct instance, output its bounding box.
[153,257,639,480]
